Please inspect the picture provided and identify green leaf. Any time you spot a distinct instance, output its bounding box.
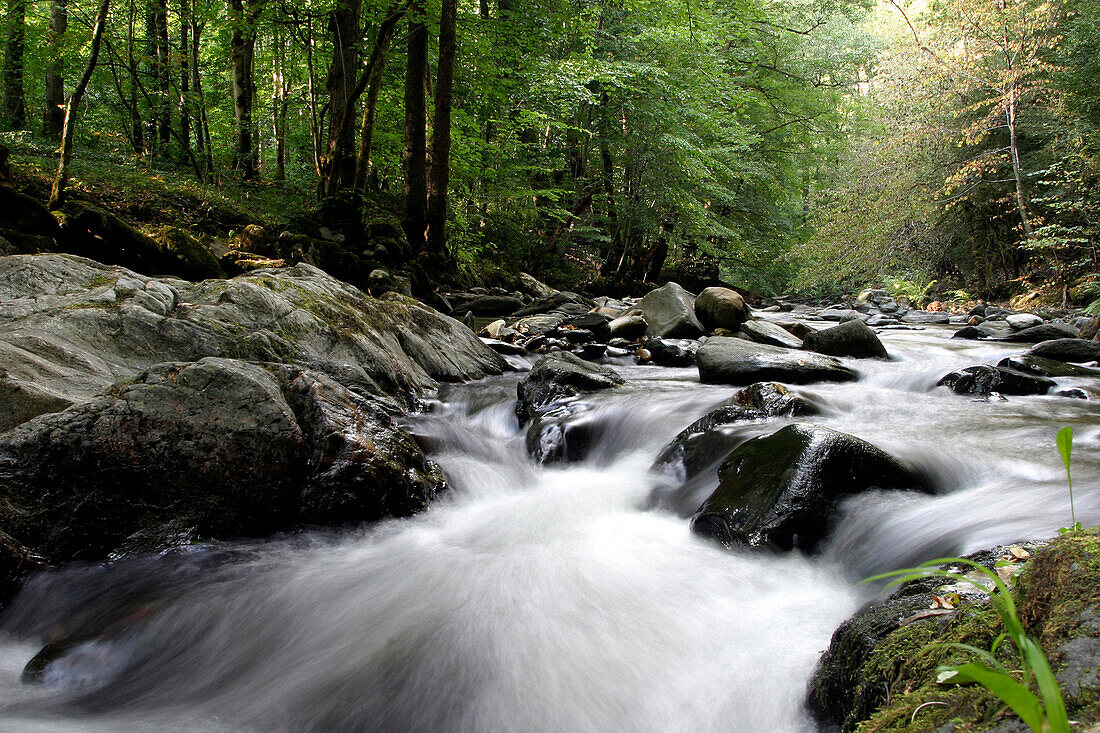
[937,662,1046,731]
[1057,426,1073,473]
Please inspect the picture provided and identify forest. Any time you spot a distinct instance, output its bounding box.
[0,0,1095,304]
[3,1,1100,731]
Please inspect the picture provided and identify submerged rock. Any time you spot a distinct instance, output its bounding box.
[937,364,1054,396]
[697,337,857,386]
[516,352,624,464]
[0,358,444,566]
[690,424,927,552]
[515,351,624,423]
[998,355,1100,379]
[802,320,888,359]
[654,383,819,480]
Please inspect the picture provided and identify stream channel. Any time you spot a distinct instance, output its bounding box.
[0,323,1097,732]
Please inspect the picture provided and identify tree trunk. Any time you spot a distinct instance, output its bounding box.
[353,2,406,191]
[50,0,111,208]
[178,0,191,164]
[319,0,362,198]
[402,1,429,255]
[190,19,213,178]
[1006,88,1033,238]
[42,0,67,139]
[126,1,145,155]
[3,0,26,130]
[426,0,457,256]
[228,0,260,180]
[272,27,288,183]
[304,17,322,176]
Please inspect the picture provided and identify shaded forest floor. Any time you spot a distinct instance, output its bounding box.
[5,134,317,241]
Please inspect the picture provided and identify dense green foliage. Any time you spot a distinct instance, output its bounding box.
[1,0,1096,295]
[799,0,1100,302]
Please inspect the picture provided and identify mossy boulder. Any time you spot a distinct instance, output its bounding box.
[0,254,506,431]
[812,531,1100,732]
[154,226,225,280]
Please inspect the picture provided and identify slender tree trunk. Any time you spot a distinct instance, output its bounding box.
[304,17,322,176]
[4,0,26,130]
[353,3,406,191]
[126,2,145,155]
[190,19,213,178]
[42,0,67,139]
[178,0,191,164]
[51,0,111,208]
[228,0,260,180]
[403,1,429,255]
[319,0,362,198]
[272,27,288,182]
[1005,88,1033,238]
[426,0,457,256]
[152,0,170,147]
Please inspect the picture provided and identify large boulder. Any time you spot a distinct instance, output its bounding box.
[0,255,507,431]
[515,351,624,424]
[516,352,624,463]
[937,364,1054,396]
[812,532,1100,732]
[1026,338,1100,364]
[0,358,445,566]
[637,282,705,339]
[694,286,750,332]
[802,320,888,359]
[697,337,857,386]
[690,424,927,551]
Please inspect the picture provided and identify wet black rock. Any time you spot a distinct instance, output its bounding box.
[515,351,624,423]
[690,424,927,552]
[802,320,888,359]
[937,364,1054,396]
[564,312,613,342]
[998,355,1100,379]
[697,337,857,386]
[654,383,819,480]
[1025,338,1100,364]
[0,358,445,566]
[996,322,1079,344]
[642,338,699,367]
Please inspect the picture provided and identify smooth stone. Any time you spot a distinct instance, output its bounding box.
[697,337,856,386]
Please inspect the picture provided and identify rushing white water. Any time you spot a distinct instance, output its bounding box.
[0,323,1097,732]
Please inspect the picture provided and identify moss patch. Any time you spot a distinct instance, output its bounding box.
[846,532,1100,732]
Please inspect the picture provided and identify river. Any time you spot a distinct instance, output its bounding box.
[0,323,1096,732]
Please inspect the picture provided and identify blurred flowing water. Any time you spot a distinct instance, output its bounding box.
[0,324,1097,732]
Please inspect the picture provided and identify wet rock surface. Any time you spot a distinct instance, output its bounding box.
[690,423,927,552]
[0,358,445,569]
[937,364,1055,396]
[697,337,857,386]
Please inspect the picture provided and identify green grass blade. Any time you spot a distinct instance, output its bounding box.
[1020,638,1070,733]
[942,662,1046,731]
[1057,426,1075,528]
